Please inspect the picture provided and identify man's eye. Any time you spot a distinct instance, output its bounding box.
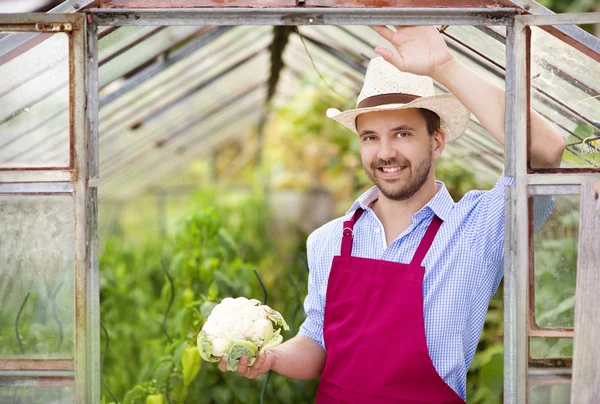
[362,136,376,141]
[396,132,411,138]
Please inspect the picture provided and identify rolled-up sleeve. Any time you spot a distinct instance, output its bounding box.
[298,231,326,351]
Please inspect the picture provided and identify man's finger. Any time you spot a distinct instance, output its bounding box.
[251,353,266,371]
[371,25,394,42]
[218,357,227,373]
[374,47,406,72]
[236,355,250,376]
[247,354,267,379]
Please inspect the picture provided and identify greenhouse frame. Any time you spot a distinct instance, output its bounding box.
[0,0,599,403]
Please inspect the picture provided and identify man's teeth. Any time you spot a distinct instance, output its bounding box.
[382,167,403,173]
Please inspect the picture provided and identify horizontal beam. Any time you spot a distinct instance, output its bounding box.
[0,13,82,25]
[88,7,517,26]
[528,184,580,195]
[528,368,572,376]
[0,170,74,183]
[527,173,600,185]
[0,370,75,377]
[529,328,574,338]
[0,359,73,371]
[519,12,600,26]
[0,182,73,193]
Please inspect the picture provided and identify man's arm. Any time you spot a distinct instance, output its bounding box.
[373,25,566,168]
[430,57,564,168]
[218,335,326,380]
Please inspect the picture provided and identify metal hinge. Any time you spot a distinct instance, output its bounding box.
[35,22,73,32]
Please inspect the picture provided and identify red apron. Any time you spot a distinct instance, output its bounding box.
[316,208,466,404]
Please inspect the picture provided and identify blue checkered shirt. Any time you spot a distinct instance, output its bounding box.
[298,175,553,399]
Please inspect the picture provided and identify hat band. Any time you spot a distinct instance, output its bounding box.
[357,93,420,109]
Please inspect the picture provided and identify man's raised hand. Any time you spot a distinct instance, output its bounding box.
[371,25,454,79]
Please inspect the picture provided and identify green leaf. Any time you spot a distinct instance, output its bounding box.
[197,331,220,363]
[153,359,174,386]
[123,385,150,404]
[574,123,594,140]
[208,282,219,301]
[259,330,283,355]
[200,301,217,318]
[479,352,503,396]
[263,306,290,331]
[226,340,258,371]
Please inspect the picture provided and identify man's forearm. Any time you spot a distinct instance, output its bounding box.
[431,58,565,168]
[270,335,326,380]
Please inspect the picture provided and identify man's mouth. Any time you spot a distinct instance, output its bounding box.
[378,166,406,173]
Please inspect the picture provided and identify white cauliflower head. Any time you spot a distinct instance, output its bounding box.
[197,296,289,371]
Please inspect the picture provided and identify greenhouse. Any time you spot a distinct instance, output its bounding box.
[0,0,599,403]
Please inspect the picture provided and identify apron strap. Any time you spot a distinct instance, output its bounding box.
[410,215,443,266]
[340,208,365,257]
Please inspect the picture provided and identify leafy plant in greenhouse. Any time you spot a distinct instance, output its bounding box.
[100,189,316,404]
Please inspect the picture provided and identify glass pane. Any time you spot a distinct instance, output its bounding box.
[0,32,70,168]
[0,385,74,404]
[533,195,579,328]
[0,195,75,359]
[532,27,600,170]
[530,338,573,359]
[99,26,200,88]
[529,383,571,404]
[98,26,161,63]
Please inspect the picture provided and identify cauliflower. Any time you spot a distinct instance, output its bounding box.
[197,296,289,371]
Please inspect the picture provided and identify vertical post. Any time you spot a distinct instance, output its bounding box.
[85,15,101,403]
[71,13,90,403]
[87,16,99,180]
[571,182,600,403]
[86,188,100,403]
[504,16,529,404]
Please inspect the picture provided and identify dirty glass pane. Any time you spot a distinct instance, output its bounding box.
[99,26,271,153]
[98,28,270,171]
[98,26,162,63]
[530,383,571,404]
[532,27,600,170]
[99,26,201,89]
[0,32,69,168]
[0,385,74,404]
[0,195,75,359]
[530,337,573,359]
[533,195,579,328]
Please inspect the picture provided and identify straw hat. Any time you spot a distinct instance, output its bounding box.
[326,57,471,142]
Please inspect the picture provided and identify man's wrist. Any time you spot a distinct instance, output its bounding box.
[268,346,282,373]
[430,56,463,88]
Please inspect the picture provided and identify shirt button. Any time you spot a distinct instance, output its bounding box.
[374,227,380,233]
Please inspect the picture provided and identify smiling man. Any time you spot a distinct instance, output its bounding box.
[220,26,566,403]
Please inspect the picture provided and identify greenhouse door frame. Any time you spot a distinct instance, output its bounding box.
[0,12,99,404]
[85,8,600,404]
[1,7,598,404]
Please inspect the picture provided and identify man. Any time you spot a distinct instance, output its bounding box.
[218,26,565,402]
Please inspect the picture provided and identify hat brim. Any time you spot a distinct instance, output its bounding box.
[326,93,471,142]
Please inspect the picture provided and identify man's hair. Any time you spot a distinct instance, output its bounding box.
[418,108,441,136]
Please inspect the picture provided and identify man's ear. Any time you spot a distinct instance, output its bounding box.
[432,129,446,159]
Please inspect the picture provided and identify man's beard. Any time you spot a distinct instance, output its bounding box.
[363,152,433,201]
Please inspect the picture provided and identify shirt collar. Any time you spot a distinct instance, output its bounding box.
[346,181,455,221]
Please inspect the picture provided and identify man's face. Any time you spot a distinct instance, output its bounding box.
[356,108,443,201]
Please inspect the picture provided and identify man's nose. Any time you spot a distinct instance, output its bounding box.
[377,139,397,161]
